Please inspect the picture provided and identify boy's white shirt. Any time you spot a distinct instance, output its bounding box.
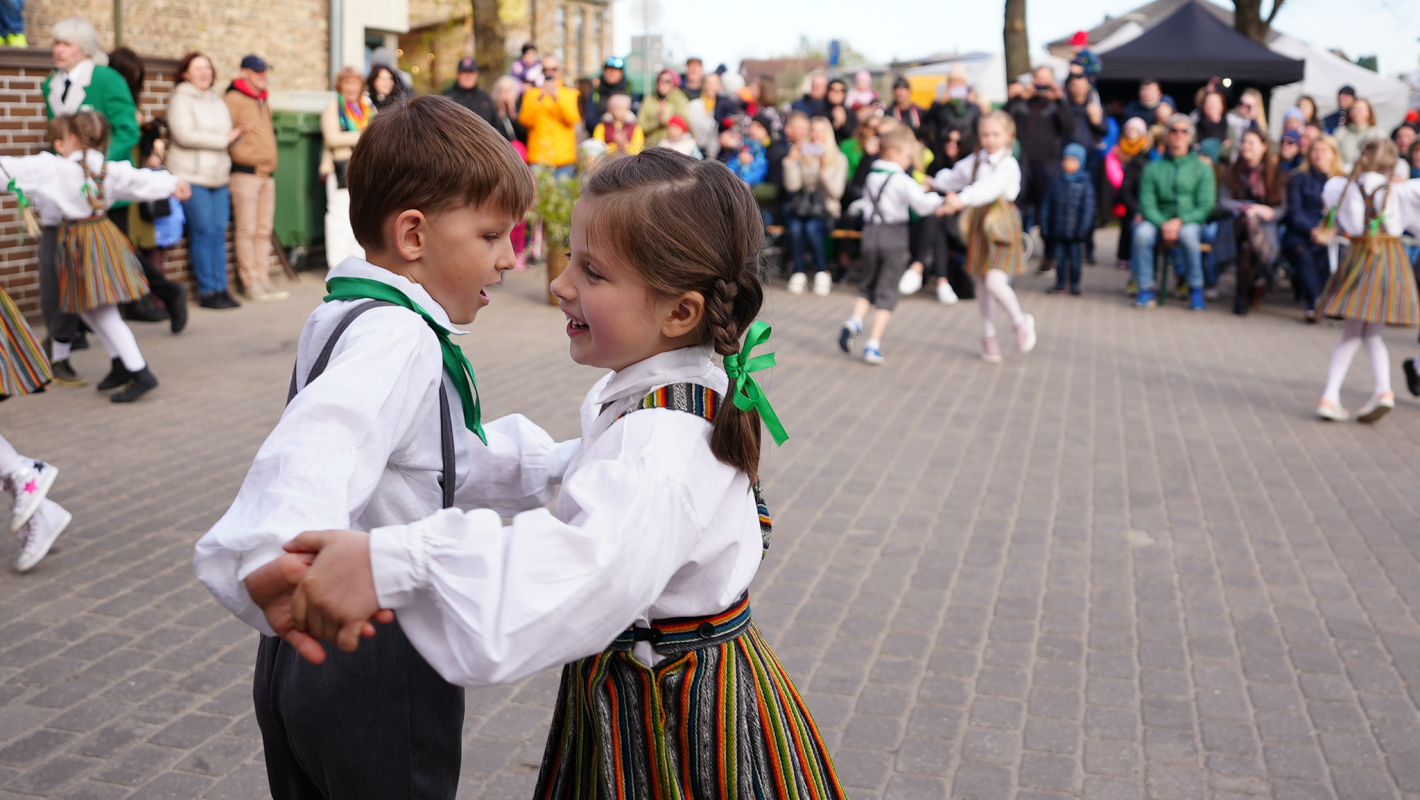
[193,257,579,636]
[0,150,178,222]
[931,148,1022,207]
[369,345,765,687]
[846,160,943,224]
[1322,174,1420,237]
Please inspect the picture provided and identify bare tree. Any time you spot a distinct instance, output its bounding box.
[473,0,505,91]
[1233,0,1286,44]
[1004,0,1029,90]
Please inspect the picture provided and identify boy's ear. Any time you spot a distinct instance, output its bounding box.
[662,290,705,340]
[390,210,428,262]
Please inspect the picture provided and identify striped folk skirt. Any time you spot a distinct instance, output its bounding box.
[1318,235,1419,326]
[58,215,149,314]
[0,288,50,399]
[963,199,1025,277]
[535,594,847,800]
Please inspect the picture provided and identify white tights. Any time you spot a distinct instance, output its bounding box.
[75,304,145,372]
[0,433,21,476]
[976,269,1026,338]
[1323,319,1390,403]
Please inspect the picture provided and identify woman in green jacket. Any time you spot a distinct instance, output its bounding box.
[638,69,690,147]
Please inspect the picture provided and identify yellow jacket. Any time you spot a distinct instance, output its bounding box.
[519,82,581,167]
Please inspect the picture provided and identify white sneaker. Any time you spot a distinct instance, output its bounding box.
[1316,398,1350,421]
[5,460,58,533]
[13,499,70,572]
[1356,391,1395,423]
[936,282,959,305]
[812,271,832,297]
[863,346,885,365]
[1015,313,1038,353]
[838,318,862,353]
[899,269,923,296]
[786,273,808,295]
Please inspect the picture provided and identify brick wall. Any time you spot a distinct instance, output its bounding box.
[27,0,330,92]
[0,49,281,321]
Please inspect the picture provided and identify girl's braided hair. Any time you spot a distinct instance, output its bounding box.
[581,148,767,479]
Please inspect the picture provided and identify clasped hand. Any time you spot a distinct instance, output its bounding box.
[243,530,391,665]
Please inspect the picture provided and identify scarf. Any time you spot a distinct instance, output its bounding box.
[231,77,267,101]
[1117,136,1148,159]
[324,277,486,444]
[338,94,371,132]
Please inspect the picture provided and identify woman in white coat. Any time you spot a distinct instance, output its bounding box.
[166,52,251,307]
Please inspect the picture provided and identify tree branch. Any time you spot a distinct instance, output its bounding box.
[1265,0,1286,25]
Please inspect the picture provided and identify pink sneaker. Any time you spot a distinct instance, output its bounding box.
[1015,314,1037,353]
[982,336,1002,363]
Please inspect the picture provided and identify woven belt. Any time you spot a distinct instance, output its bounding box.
[614,592,752,655]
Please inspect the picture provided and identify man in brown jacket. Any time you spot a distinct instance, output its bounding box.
[224,55,286,301]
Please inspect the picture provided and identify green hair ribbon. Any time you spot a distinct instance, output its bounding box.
[7,178,32,243]
[723,320,788,446]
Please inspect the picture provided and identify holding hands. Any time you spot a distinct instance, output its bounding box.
[243,530,394,665]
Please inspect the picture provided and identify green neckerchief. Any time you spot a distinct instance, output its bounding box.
[324,276,486,444]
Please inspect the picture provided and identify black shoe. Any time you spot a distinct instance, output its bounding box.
[1047,284,1067,294]
[123,295,168,323]
[71,331,89,350]
[199,291,240,310]
[49,358,86,387]
[1304,309,1318,324]
[1404,357,1420,397]
[1070,285,1082,296]
[166,284,189,333]
[110,367,158,403]
[96,358,132,391]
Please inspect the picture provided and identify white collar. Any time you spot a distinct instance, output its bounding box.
[594,346,723,407]
[870,159,905,174]
[982,147,1008,165]
[326,257,466,337]
[57,59,94,85]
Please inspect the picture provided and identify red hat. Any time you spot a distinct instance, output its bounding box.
[668,115,688,131]
[1070,30,1089,47]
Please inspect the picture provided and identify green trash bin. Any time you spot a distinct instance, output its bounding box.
[272,109,326,253]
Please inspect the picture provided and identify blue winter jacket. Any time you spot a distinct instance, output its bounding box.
[1040,170,1096,241]
[1283,168,1328,249]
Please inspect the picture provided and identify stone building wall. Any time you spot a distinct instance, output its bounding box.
[26,0,329,91]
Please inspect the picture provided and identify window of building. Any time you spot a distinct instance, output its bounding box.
[575,7,586,76]
[554,5,566,65]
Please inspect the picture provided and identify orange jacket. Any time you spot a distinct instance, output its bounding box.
[518,82,581,167]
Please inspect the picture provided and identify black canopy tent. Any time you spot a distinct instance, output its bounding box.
[1095,0,1304,112]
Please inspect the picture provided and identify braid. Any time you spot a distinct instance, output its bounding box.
[707,277,741,356]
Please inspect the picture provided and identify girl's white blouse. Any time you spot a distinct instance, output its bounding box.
[1322,174,1420,237]
[0,150,177,222]
[932,147,1022,207]
[370,345,766,686]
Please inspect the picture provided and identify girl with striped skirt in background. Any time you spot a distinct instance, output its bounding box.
[1,111,189,403]
[267,150,847,798]
[1315,138,1420,423]
[932,110,1038,363]
[0,284,72,572]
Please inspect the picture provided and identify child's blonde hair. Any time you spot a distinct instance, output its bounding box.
[48,111,110,155]
[1350,137,1398,181]
[979,109,1016,140]
[878,128,917,158]
[581,149,767,479]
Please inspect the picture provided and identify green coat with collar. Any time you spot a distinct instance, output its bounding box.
[41,64,141,164]
[1139,151,1216,227]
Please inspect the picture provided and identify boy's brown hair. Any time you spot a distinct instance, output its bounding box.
[348,95,535,252]
[878,128,917,157]
[48,111,111,155]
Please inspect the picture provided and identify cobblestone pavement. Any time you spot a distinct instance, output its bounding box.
[2,232,1420,800]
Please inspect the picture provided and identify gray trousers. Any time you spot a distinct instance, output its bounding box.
[857,222,912,311]
[38,226,81,345]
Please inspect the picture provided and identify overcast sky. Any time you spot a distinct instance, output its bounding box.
[613,0,1419,84]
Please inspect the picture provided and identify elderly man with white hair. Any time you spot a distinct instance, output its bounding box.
[37,17,141,386]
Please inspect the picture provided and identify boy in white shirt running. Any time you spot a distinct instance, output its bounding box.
[192,96,570,800]
[838,128,947,364]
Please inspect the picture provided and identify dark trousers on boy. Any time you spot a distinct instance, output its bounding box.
[1053,240,1084,291]
[254,620,464,800]
[858,222,911,311]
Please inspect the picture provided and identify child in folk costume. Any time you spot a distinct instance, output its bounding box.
[0,286,71,572]
[1,112,189,402]
[839,127,947,364]
[259,150,847,799]
[194,97,545,800]
[1315,138,1420,423]
[933,110,1038,363]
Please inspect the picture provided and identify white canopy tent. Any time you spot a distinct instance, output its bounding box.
[901,52,1070,108]
[1266,33,1411,137]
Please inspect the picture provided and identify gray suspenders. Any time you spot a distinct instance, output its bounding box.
[287,300,457,509]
